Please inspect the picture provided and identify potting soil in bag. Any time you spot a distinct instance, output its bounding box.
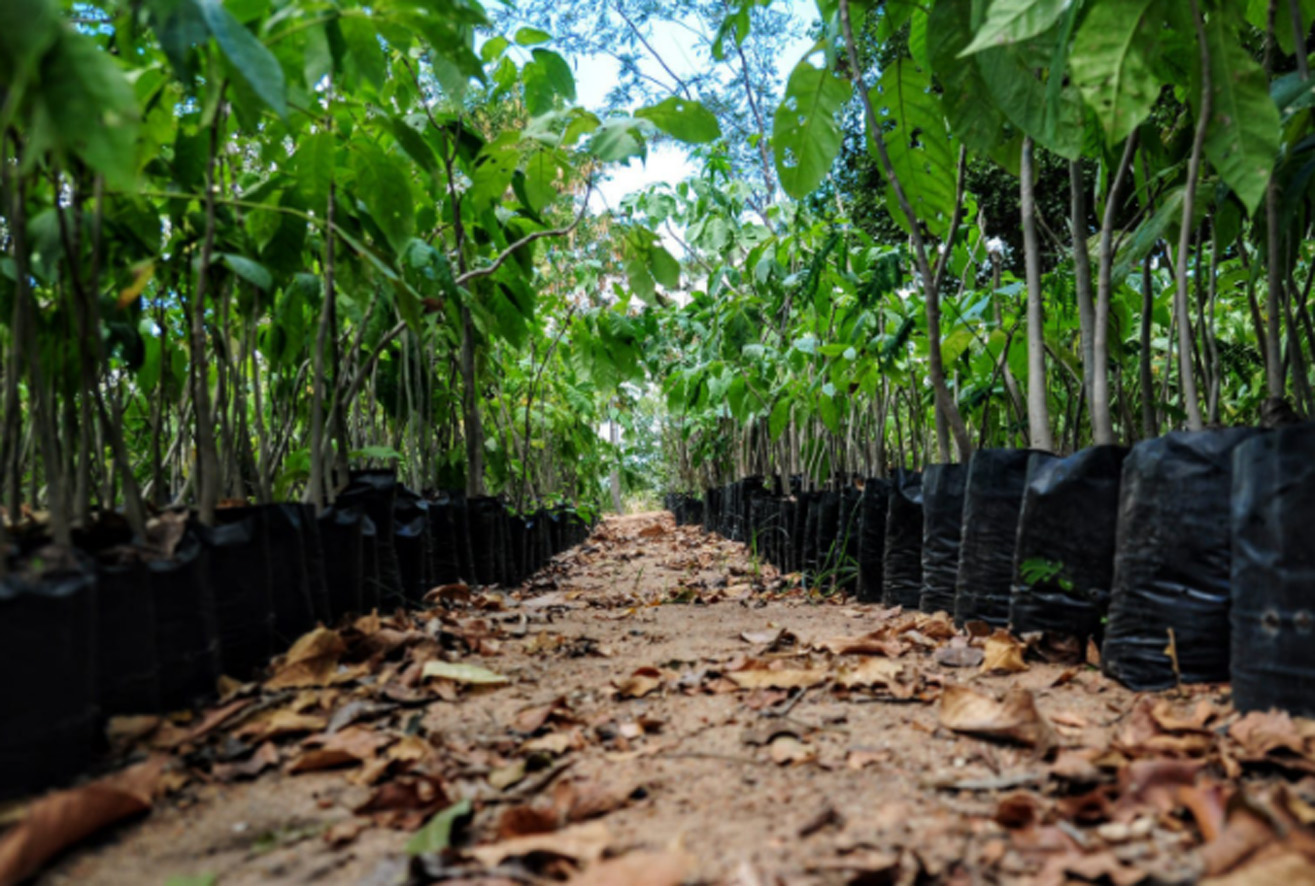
[393,493,430,606]
[95,552,159,714]
[920,463,967,615]
[955,449,1051,626]
[337,470,404,604]
[222,504,316,644]
[1010,445,1129,640]
[468,496,508,586]
[857,478,890,603]
[882,469,923,607]
[0,553,99,797]
[1102,427,1264,690]
[1230,426,1315,714]
[197,513,274,679]
[151,529,221,710]
[318,504,364,620]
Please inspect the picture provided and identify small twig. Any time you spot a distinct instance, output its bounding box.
[762,686,809,719]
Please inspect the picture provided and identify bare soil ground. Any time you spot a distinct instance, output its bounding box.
[11,512,1315,886]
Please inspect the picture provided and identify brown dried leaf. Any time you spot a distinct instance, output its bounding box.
[615,667,663,699]
[565,849,691,886]
[266,626,347,689]
[980,631,1028,674]
[324,818,369,848]
[769,735,817,766]
[233,708,328,742]
[211,742,280,782]
[934,637,984,669]
[1202,851,1315,886]
[0,755,166,886]
[817,630,906,657]
[290,725,392,773]
[833,657,904,689]
[728,667,828,691]
[938,685,1055,752]
[465,820,612,868]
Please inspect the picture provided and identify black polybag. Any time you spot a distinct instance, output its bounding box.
[197,513,274,679]
[1010,445,1128,640]
[920,463,967,615]
[1231,425,1315,715]
[1102,428,1264,690]
[317,504,364,620]
[393,492,431,606]
[221,504,317,644]
[94,552,159,714]
[856,478,889,603]
[0,555,99,797]
[337,469,405,606]
[151,530,221,710]
[954,449,1051,626]
[882,469,923,608]
[468,496,508,586]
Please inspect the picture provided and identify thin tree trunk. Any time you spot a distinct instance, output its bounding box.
[1021,137,1054,450]
[1092,134,1138,444]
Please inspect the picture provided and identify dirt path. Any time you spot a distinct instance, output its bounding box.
[21,512,1315,886]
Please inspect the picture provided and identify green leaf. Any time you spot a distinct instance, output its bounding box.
[352,145,413,253]
[197,0,287,118]
[773,58,852,199]
[297,130,334,209]
[0,0,60,85]
[973,18,1084,159]
[1194,10,1280,213]
[589,117,647,164]
[649,247,681,290]
[1070,0,1168,145]
[768,397,792,439]
[960,0,1073,55]
[514,26,552,46]
[219,253,272,290]
[389,116,438,176]
[532,48,575,102]
[351,444,403,461]
[163,874,217,886]
[340,16,385,91]
[871,58,956,238]
[33,30,140,187]
[927,0,1021,173]
[635,97,722,144]
[405,798,473,856]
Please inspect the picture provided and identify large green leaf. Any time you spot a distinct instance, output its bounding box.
[1070,0,1168,145]
[34,30,140,187]
[352,144,414,253]
[589,117,647,164]
[296,130,334,209]
[973,16,1084,160]
[871,58,956,238]
[340,16,385,91]
[960,0,1073,55]
[197,0,287,118]
[927,0,1021,174]
[0,0,59,86]
[1245,0,1315,56]
[772,58,852,199]
[636,97,722,144]
[1193,10,1280,214]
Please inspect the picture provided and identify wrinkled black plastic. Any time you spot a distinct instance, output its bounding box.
[1231,426,1315,715]
[318,505,364,620]
[450,492,477,583]
[95,554,159,714]
[1102,428,1264,690]
[222,504,316,644]
[197,513,274,679]
[840,486,862,590]
[151,531,222,710]
[358,513,383,612]
[955,449,1050,626]
[1010,445,1129,640]
[857,479,889,603]
[0,556,99,797]
[920,463,967,615]
[816,491,842,583]
[703,487,720,535]
[468,496,508,586]
[506,512,528,586]
[301,510,331,625]
[882,469,923,607]
[393,493,431,606]
[426,495,462,586]
[337,470,404,604]
[800,491,821,578]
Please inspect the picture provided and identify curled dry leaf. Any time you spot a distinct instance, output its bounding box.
[769,735,817,766]
[833,657,903,689]
[740,627,784,646]
[728,666,828,691]
[615,667,663,699]
[211,742,281,782]
[1202,851,1315,886]
[934,637,984,669]
[980,631,1028,674]
[464,820,613,869]
[0,755,167,886]
[265,626,347,690]
[565,848,692,886]
[938,685,1055,753]
[420,660,509,686]
[290,725,393,773]
[817,630,906,657]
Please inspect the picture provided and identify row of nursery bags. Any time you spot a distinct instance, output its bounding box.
[673,425,1315,717]
[0,469,593,799]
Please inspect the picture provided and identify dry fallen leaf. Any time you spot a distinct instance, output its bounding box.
[290,725,393,773]
[420,660,509,686]
[465,820,613,868]
[980,631,1029,674]
[939,684,1055,752]
[0,755,167,886]
[934,637,984,669]
[769,735,817,766]
[615,667,663,699]
[1202,851,1315,886]
[834,657,903,689]
[728,667,828,691]
[565,848,692,886]
[266,626,347,689]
